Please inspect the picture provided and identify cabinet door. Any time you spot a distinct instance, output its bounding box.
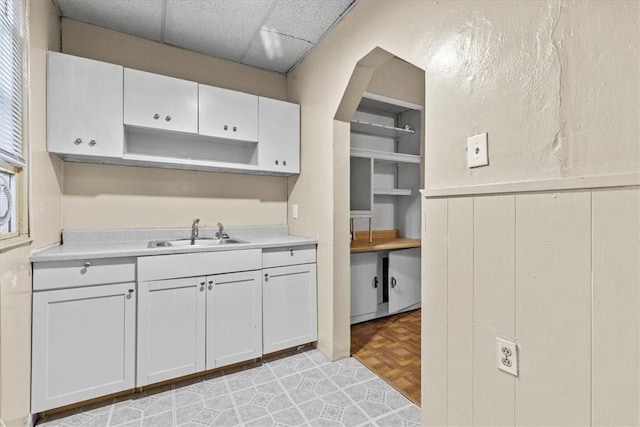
[32,283,136,413]
[263,263,317,354]
[258,97,300,174]
[199,85,258,142]
[137,277,206,386]
[124,68,198,134]
[389,248,421,313]
[206,270,262,370]
[47,52,124,158]
[350,252,379,318]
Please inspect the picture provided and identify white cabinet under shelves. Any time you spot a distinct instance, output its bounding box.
[31,283,136,413]
[124,68,198,134]
[199,85,258,142]
[258,97,300,174]
[47,52,124,158]
[350,248,421,324]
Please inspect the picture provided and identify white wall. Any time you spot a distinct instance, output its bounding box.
[285,0,640,424]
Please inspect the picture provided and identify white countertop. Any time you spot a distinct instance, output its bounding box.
[31,225,318,262]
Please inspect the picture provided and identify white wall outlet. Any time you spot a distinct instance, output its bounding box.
[496,337,518,377]
[467,132,489,168]
[292,204,298,219]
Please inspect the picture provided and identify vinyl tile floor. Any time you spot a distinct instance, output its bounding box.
[37,348,420,427]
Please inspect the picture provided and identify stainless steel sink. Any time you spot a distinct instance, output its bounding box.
[147,238,248,248]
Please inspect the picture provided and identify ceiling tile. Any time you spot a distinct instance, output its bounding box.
[164,0,275,63]
[263,0,354,44]
[242,28,312,74]
[55,0,164,41]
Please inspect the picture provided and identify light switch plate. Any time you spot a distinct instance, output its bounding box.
[292,204,298,219]
[467,132,489,168]
[496,337,518,377]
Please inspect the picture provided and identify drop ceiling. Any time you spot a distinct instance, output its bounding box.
[53,0,357,74]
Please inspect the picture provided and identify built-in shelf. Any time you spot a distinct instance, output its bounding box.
[350,211,374,218]
[374,188,412,196]
[350,148,421,164]
[350,119,415,139]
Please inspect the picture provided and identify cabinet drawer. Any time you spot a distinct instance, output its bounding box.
[138,249,261,281]
[33,258,136,291]
[262,245,316,268]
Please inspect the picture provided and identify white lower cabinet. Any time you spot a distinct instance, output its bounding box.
[350,252,379,318]
[206,270,262,369]
[136,277,206,387]
[31,283,136,413]
[263,262,318,354]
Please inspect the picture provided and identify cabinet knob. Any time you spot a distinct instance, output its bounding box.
[88,140,96,147]
[275,160,279,165]
[373,277,378,288]
[153,114,160,120]
[224,125,228,130]
[289,248,294,256]
[391,277,397,288]
[83,262,91,268]
[165,116,171,122]
[283,160,287,166]
[264,273,269,282]
[74,138,82,145]
[232,126,237,132]
[128,289,135,294]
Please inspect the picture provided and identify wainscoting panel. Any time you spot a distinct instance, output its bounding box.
[473,195,516,426]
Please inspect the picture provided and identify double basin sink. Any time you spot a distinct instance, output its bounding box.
[148,238,248,248]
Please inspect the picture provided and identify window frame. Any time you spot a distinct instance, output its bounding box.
[0,0,29,246]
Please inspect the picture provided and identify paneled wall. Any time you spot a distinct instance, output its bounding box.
[422,184,640,426]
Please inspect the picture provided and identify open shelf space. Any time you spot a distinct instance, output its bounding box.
[350,119,415,139]
[350,147,421,164]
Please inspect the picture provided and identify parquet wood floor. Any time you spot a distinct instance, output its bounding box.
[351,309,421,406]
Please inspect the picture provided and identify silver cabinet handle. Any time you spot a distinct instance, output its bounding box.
[153,114,160,120]
[88,140,96,146]
[83,262,91,268]
[373,277,378,288]
[224,125,228,130]
[74,138,82,145]
[165,116,171,122]
[128,289,135,294]
[208,280,213,290]
[391,277,397,288]
[264,273,269,282]
[283,160,287,166]
[275,160,279,165]
[232,126,237,132]
[289,248,294,256]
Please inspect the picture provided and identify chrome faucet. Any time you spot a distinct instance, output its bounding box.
[191,218,200,244]
[216,222,229,239]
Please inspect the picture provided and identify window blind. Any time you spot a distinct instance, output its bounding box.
[0,0,25,167]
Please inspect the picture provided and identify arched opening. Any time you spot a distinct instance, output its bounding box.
[333,47,426,405]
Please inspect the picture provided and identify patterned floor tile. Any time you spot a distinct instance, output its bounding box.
[298,391,369,427]
[35,349,419,427]
[343,377,411,419]
[320,358,376,388]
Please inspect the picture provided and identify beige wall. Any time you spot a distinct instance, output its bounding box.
[285,0,640,423]
[0,1,61,425]
[60,19,289,230]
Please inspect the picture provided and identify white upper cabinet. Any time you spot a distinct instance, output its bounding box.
[258,97,300,174]
[47,52,124,158]
[124,68,198,134]
[199,85,258,142]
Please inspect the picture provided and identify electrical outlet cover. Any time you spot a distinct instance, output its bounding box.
[496,337,518,377]
[467,132,489,168]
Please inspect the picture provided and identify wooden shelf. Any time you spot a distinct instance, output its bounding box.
[374,188,412,196]
[350,120,414,139]
[350,148,421,164]
[350,229,421,253]
[350,211,374,218]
